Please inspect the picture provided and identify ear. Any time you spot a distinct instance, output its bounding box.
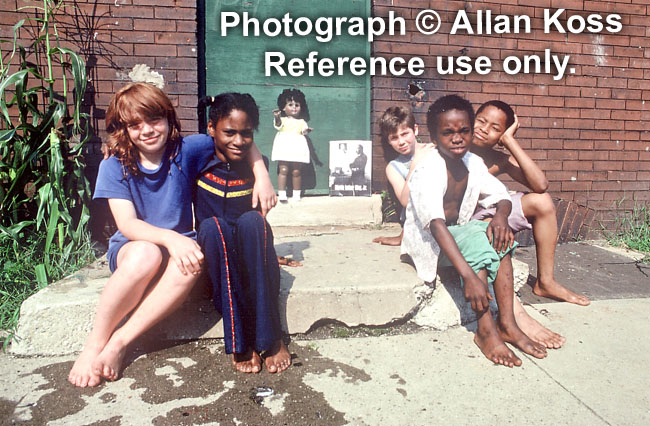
[207,121,216,138]
[413,123,419,136]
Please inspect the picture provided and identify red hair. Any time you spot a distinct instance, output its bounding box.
[105,83,182,176]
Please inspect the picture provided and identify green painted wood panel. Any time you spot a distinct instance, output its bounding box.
[204,0,370,194]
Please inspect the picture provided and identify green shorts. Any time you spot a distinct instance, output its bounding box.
[438,220,517,285]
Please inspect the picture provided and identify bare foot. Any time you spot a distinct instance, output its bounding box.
[474,327,521,367]
[232,349,262,373]
[533,279,590,306]
[514,303,565,349]
[498,321,548,359]
[91,339,126,382]
[263,340,291,373]
[68,346,103,388]
[372,235,402,246]
[277,256,302,267]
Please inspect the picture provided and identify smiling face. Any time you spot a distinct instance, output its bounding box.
[208,109,254,163]
[282,99,301,118]
[387,123,419,157]
[127,116,170,164]
[433,109,473,160]
[472,105,508,148]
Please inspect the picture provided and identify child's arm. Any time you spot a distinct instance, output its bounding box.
[430,219,492,312]
[386,143,435,208]
[499,115,549,193]
[385,165,408,208]
[108,198,203,275]
[247,143,277,216]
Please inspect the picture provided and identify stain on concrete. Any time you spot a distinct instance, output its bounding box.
[99,392,117,403]
[390,373,406,385]
[2,339,371,425]
[86,417,122,426]
[0,398,18,422]
[1,360,102,424]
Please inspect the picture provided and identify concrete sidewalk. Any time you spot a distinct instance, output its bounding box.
[1,297,649,425]
[3,194,650,424]
[1,235,649,424]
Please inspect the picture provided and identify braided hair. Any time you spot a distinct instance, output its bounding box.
[199,92,260,130]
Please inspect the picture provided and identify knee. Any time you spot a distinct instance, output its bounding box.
[526,193,555,217]
[199,217,219,236]
[238,211,265,231]
[198,217,227,254]
[291,167,301,178]
[119,241,163,274]
[278,164,289,176]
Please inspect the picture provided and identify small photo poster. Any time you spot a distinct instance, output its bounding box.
[328,140,372,196]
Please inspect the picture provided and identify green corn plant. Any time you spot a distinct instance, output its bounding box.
[0,1,93,340]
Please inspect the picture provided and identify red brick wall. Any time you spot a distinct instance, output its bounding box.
[2,0,648,231]
[0,0,199,166]
[372,0,650,230]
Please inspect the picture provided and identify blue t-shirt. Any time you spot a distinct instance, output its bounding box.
[389,154,412,224]
[94,134,214,257]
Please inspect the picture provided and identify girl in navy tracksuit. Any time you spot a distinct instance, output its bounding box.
[195,93,291,374]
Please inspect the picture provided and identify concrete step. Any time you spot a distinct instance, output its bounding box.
[266,194,383,227]
[10,224,529,356]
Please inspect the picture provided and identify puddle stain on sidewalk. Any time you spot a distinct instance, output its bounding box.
[1,340,370,425]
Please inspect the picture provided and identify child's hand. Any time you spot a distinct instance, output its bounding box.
[499,114,520,148]
[273,109,281,118]
[302,127,313,135]
[464,274,492,312]
[164,231,204,275]
[252,177,277,216]
[486,215,515,254]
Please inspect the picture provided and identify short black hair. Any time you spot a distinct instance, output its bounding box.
[200,92,260,130]
[277,88,310,122]
[426,94,475,137]
[476,100,515,129]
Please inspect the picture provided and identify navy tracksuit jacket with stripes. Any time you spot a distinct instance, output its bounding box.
[195,156,282,354]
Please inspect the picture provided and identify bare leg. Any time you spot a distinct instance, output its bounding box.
[264,340,292,373]
[277,163,288,192]
[372,229,404,246]
[91,250,199,382]
[68,242,164,388]
[521,193,590,306]
[278,163,289,201]
[232,348,262,373]
[291,164,302,200]
[513,296,565,349]
[493,254,547,359]
[471,270,522,367]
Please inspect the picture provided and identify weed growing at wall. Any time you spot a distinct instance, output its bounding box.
[0,1,95,345]
[605,202,650,263]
